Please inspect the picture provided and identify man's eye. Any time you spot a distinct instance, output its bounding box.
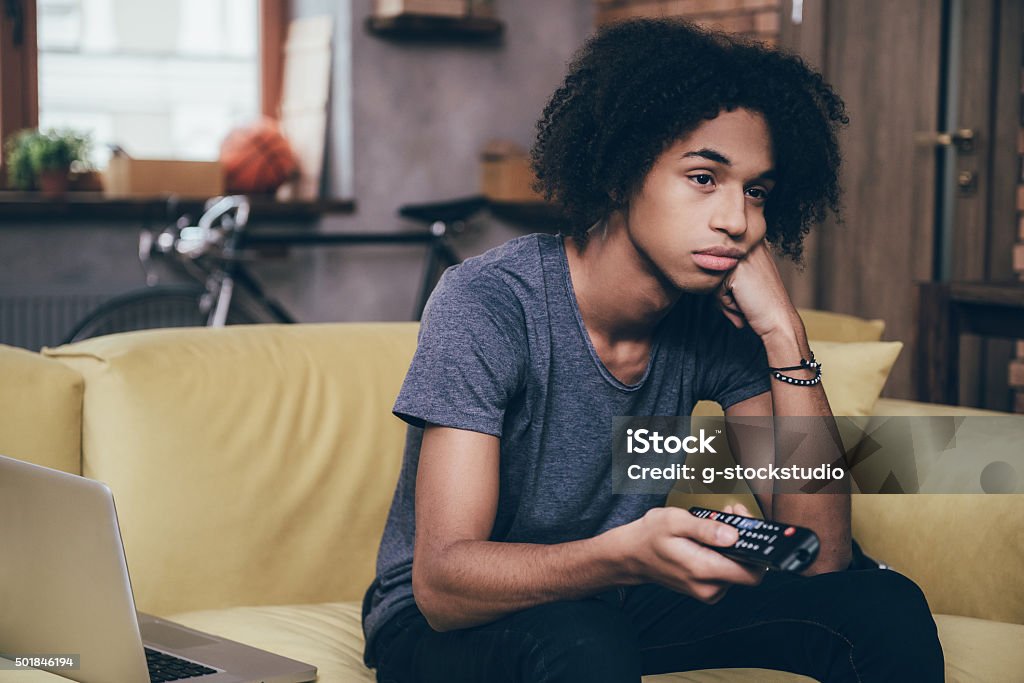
[691,174,714,186]
[746,187,769,200]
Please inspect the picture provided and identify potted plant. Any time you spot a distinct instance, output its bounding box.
[4,128,91,197]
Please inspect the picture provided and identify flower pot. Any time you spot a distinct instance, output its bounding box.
[38,168,70,198]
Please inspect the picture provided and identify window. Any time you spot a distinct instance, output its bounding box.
[38,0,259,165]
[1,0,286,174]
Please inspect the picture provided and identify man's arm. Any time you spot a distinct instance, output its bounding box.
[412,424,764,632]
[760,320,851,573]
[717,240,851,574]
[723,330,852,574]
[722,390,776,516]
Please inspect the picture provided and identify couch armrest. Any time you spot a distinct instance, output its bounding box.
[849,397,1023,624]
[872,397,1010,417]
[852,495,1023,624]
[0,344,82,474]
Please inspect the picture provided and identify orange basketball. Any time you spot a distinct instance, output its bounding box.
[220,118,299,194]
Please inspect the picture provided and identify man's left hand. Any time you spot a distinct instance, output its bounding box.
[715,238,799,339]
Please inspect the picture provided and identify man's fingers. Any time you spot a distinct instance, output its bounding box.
[731,562,768,586]
[672,536,767,587]
[715,278,747,329]
[716,287,747,330]
[732,503,753,518]
[684,514,739,548]
[720,306,746,329]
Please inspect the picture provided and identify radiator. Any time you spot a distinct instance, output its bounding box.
[0,294,110,352]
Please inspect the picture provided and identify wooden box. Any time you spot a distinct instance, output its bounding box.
[480,141,544,203]
[104,156,224,199]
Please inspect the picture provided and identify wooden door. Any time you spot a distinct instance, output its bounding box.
[955,0,1021,410]
[777,0,1020,409]
[778,0,943,401]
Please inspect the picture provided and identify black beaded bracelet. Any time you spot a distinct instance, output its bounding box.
[769,352,822,386]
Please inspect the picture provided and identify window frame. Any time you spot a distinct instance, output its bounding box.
[0,0,288,186]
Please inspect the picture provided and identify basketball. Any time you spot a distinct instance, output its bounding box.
[220,118,299,194]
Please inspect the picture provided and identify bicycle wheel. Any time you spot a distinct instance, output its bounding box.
[61,284,259,344]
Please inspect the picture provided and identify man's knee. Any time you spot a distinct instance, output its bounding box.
[515,599,641,682]
[850,570,937,632]
[839,570,944,679]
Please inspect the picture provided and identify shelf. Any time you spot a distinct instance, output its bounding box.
[0,192,356,224]
[487,199,568,232]
[365,14,505,43]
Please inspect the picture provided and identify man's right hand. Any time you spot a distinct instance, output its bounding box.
[611,504,765,604]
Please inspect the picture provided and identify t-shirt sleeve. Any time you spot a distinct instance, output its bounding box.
[696,299,771,410]
[392,269,527,438]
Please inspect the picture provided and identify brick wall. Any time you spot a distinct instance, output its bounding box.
[595,0,781,46]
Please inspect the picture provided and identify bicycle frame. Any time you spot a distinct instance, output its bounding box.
[146,196,464,326]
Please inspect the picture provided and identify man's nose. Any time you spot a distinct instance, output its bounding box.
[709,189,747,238]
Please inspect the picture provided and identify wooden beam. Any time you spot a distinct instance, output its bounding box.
[0,0,39,186]
[260,0,289,119]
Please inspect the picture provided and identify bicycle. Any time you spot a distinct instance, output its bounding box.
[62,195,488,344]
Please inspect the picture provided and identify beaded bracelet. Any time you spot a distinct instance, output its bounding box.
[768,352,822,387]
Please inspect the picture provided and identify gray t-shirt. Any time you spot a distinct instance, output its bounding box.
[361,233,769,665]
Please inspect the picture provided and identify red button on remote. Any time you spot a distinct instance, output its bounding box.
[784,526,796,536]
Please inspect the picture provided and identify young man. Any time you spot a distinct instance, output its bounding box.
[362,19,944,682]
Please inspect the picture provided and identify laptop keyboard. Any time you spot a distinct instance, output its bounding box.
[146,647,218,681]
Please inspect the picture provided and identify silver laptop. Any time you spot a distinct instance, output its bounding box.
[0,454,317,683]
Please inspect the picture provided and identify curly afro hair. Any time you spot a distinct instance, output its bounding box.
[530,18,848,262]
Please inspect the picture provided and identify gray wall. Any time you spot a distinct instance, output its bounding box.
[289,0,594,321]
[0,0,594,346]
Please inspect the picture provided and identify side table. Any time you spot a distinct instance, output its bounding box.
[915,281,1024,407]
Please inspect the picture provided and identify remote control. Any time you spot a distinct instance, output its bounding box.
[689,506,820,573]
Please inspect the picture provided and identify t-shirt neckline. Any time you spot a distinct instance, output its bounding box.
[554,234,661,392]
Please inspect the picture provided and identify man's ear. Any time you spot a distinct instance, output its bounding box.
[609,188,630,212]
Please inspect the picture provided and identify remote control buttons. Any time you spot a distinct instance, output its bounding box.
[784,526,796,536]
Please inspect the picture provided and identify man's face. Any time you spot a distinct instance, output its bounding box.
[623,107,775,294]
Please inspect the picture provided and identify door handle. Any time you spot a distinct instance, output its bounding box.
[913,128,976,153]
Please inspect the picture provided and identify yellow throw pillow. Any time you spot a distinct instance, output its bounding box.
[798,308,886,343]
[693,340,903,418]
[813,340,903,417]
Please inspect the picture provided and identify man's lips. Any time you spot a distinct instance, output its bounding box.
[693,246,745,272]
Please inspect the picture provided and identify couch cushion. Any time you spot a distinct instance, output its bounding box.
[170,602,372,683]
[45,323,419,616]
[0,343,82,474]
[797,308,885,343]
[165,601,1024,683]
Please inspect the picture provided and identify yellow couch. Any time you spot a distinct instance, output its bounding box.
[1,315,1022,682]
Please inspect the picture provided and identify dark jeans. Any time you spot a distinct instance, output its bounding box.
[371,569,944,682]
